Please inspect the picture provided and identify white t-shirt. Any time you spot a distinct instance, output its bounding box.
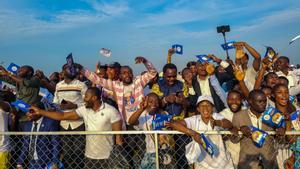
[244,67,257,90]
[76,103,121,159]
[184,114,234,169]
[0,109,10,152]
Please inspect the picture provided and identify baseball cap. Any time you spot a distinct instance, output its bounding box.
[107,62,121,68]
[196,95,214,106]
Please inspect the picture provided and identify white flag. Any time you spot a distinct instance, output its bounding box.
[99,48,112,57]
[289,35,300,45]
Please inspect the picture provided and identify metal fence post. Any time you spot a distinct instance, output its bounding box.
[155,132,160,169]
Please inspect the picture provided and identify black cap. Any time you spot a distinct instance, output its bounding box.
[107,62,121,68]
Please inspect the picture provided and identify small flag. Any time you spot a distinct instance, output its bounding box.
[289,35,300,45]
[11,100,30,113]
[195,55,213,63]
[172,44,183,55]
[264,46,276,61]
[199,133,215,157]
[221,41,235,50]
[39,88,54,102]
[99,48,112,57]
[249,126,268,148]
[291,111,300,130]
[152,114,173,130]
[7,63,20,75]
[262,107,285,128]
[66,53,76,75]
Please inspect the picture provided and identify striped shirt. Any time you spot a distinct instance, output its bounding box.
[53,79,87,130]
[83,61,157,129]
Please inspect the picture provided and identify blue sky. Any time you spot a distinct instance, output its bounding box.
[0,0,300,75]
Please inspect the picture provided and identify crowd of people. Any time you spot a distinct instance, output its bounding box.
[0,41,299,169]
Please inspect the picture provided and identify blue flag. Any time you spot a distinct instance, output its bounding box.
[199,133,215,157]
[221,41,235,50]
[11,100,30,113]
[7,63,20,75]
[172,44,183,55]
[195,55,213,63]
[152,114,173,130]
[39,88,54,102]
[66,53,76,75]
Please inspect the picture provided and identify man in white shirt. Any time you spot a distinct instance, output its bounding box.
[275,56,300,92]
[29,87,123,169]
[219,90,243,168]
[53,63,87,169]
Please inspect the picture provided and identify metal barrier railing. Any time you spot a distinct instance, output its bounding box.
[0,130,299,169]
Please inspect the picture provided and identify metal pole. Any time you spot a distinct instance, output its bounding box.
[222,32,230,60]
[155,133,160,169]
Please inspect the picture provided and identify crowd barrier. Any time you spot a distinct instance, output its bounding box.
[0,130,299,169]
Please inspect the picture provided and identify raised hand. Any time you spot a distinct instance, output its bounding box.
[140,96,148,111]
[135,56,147,64]
[233,42,246,47]
[96,61,101,73]
[233,64,245,81]
[168,48,175,56]
[205,63,215,75]
[35,69,45,79]
[207,54,222,63]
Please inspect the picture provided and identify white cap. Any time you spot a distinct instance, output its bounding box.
[196,95,214,105]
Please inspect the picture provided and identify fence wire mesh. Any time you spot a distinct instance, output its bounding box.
[0,131,299,169]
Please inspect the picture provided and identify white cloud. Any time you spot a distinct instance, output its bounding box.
[0,1,129,37]
[86,0,129,16]
[235,8,300,33]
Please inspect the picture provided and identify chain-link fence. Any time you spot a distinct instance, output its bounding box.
[0,130,299,169]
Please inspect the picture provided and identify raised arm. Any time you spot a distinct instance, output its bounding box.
[82,68,115,91]
[233,65,249,99]
[0,66,24,84]
[236,42,261,71]
[135,56,158,87]
[167,48,175,64]
[128,97,147,125]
